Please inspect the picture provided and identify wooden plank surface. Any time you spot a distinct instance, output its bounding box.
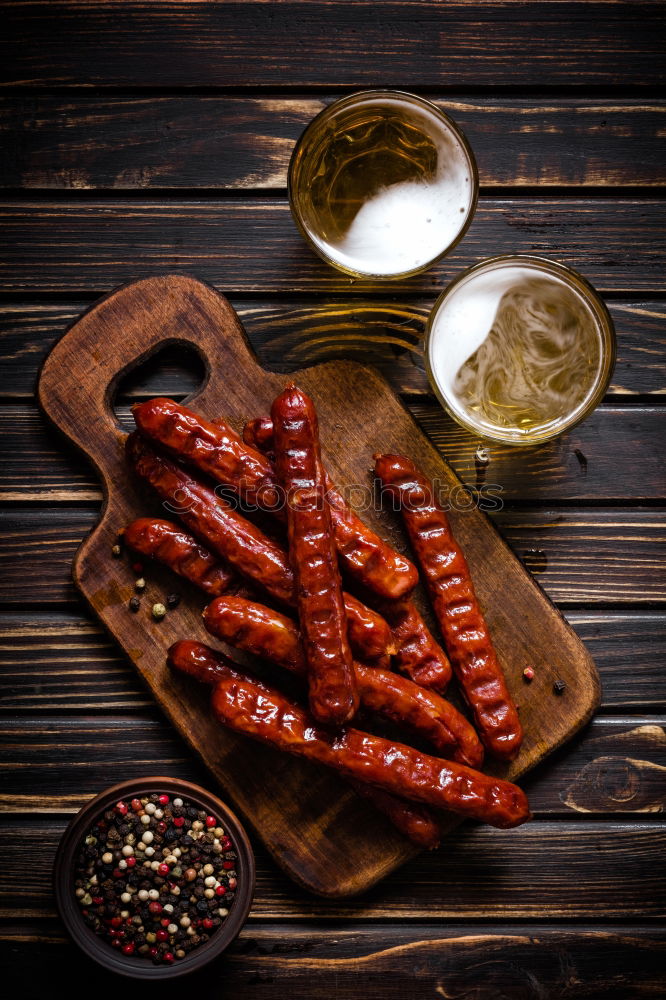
[2,506,663,607]
[2,2,664,88]
[2,96,664,190]
[1,715,664,818]
[0,200,664,293]
[1,818,664,919]
[3,924,665,999]
[2,611,663,711]
[1,299,664,399]
[3,404,664,503]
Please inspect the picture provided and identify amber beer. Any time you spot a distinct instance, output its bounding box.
[288,91,478,279]
[425,256,616,446]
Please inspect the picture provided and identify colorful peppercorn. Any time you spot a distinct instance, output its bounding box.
[73,792,239,965]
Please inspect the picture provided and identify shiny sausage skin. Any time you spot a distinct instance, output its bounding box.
[126,432,294,605]
[374,454,524,762]
[340,593,394,668]
[168,639,441,847]
[271,384,358,726]
[132,397,282,512]
[123,518,236,596]
[381,598,452,693]
[243,415,419,600]
[203,596,483,767]
[167,641,530,829]
[127,431,392,665]
[134,397,417,599]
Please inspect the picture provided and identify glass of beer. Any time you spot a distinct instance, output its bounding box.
[425,256,616,446]
[288,90,478,279]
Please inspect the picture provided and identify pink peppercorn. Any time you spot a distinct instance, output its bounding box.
[157,821,167,834]
[205,815,216,828]
[149,947,158,958]
[115,801,128,816]
[173,816,185,827]
[131,798,142,812]
[228,877,237,889]
[122,942,135,956]
[148,901,162,915]
[163,952,175,963]
[126,856,136,868]
[158,794,169,805]
[158,863,170,875]
[215,885,227,896]
[223,860,234,870]
[202,918,214,929]
[156,930,169,943]
[523,666,535,682]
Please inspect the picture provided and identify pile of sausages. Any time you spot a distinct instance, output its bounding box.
[123,390,529,847]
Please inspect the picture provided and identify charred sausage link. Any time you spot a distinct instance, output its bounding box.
[381,598,452,693]
[244,414,419,600]
[126,432,294,605]
[167,641,530,829]
[132,397,282,512]
[123,518,236,596]
[202,596,483,767]
[271,384,358,726]
[168,640,440,847]
[340,593,394,668]
[131,397,417,599]
[374,454,524,762]
[126,432,391,665]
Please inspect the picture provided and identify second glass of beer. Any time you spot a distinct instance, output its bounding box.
[288,91,478,279]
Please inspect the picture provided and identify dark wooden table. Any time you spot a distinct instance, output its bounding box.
[1,3,665,996]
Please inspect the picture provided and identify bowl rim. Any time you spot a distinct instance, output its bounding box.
[423,253,617,447]
[287,88,479,280]
[53,776,256,980]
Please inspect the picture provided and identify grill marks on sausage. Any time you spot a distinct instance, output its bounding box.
[202,595,483,768]
[374,454,524,762]
[272,384,358,727]
[168,641,530,830]
[133,397,418,599]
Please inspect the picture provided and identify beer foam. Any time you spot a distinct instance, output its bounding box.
[428,263,603,438]
[315,104,473,276]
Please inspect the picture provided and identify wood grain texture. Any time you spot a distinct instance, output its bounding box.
[2,96,665,190]
[3,404,664,503]
[1,199,664,294]
[3,924,665,999]
[36,274,600,894]
[2,818,664,919]
[2,3,664,88]
[1,299,664,399]
[3,611,663,711]
[1,716,663,818]
[2,507,664,607]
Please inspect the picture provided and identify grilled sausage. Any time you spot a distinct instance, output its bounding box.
[126,432,391,664]
[168,639,440,848]
[167,641,530,829]
[381,598,452,693]
[202,595,483,767]
[132,397,417,599]
[271,384,358,725]
[123,518,236,596]
[374,454,524,762]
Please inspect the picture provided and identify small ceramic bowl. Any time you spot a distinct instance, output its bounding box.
[54,777,255,979]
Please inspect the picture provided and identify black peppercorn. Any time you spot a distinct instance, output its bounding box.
[553,679,566,695]
[166,593,181,609]
[129,596,140,613]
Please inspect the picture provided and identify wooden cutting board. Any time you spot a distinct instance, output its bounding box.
[38,274,600,897]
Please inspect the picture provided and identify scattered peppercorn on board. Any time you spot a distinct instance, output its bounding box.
[38,274,601,897]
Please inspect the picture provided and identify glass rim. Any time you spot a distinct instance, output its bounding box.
[424,254,617,447]
[287,89,479,280]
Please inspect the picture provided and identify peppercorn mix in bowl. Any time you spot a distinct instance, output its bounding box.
[54,778,255,979]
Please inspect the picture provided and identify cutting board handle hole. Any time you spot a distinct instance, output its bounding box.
[111,343,208,430]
